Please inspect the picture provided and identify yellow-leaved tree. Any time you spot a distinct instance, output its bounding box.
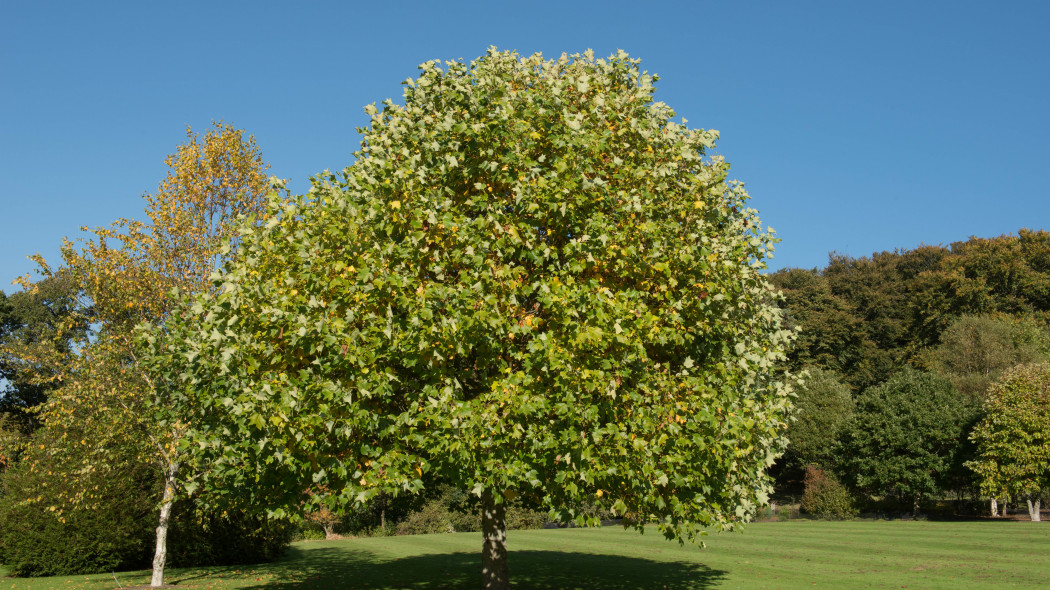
[12,122,277,586]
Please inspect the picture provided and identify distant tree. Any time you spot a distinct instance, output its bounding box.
[146,49,797,590]
[0,273,87,435]
[840,369,972,516]
[770,269,873,384]
[926,314,1049,402]
[968,363,1050,521]
[782,367,854,471]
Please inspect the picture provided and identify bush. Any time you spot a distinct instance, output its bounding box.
[0,430,291,576]
[0,442,156,576]
[800,466,857,520]
[394,485,551,535]
[168,503,293,566]
[506,505,549,530]
[396,498,459,535]
[291,521,327,541]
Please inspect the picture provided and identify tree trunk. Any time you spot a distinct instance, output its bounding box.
[990,497,999,517]
[1003,498,1009,516]
[481,490,509,590]
[912,495,921,519]
[1027,497,1041,522]
[151,461,179,587]
[380,492,387,531]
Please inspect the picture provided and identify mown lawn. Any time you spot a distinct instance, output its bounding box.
[2,520,1048,589]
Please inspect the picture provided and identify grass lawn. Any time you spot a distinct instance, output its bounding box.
[2,520,1048,589]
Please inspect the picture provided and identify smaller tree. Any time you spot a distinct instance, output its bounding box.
[10,121,277,586]
[800,466,856,520]
[840,369,972,516]
[0,273,87,434]
[968,363,1050,521]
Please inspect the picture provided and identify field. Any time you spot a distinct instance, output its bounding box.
[2,520,1048,589]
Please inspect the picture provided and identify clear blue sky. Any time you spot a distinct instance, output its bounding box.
[3,0,1048,292]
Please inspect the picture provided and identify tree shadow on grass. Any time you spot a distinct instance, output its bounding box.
[219,545,726,589]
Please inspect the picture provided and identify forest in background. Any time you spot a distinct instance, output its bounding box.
[770,229,1050,517]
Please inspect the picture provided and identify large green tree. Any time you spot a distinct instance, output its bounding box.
[149,49,796,589]
[968,363,1050,521]
[840,369,973,516]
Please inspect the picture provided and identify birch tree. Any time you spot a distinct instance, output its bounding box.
[14,122,273,586]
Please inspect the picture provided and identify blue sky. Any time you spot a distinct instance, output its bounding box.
[2,0,1048,292]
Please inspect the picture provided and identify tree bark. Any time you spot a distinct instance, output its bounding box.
[1027,497,1041,522]
[990,497,999,517]
[379,491,387,531]
[481,490,509,590]
[151,461,179,587]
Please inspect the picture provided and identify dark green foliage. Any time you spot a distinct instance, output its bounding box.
[0,436,156,576]
[783,367,854,471]
[168,504,292,567]
[0,274,88,434]
[774,231,1050,394]
[839,369,975,515]
[800,466,856,520]
[0,427,290,577]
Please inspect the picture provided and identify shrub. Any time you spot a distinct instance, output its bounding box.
[0,430,291,576]
[395,485,550,535]
[168,504,293,566]
[0,442,156,576]
[505,505,549,530]
[291,521,327,541]
[800,466,857,520]
[396,497,458,535]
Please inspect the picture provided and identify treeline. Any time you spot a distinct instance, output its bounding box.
[771,231,1050,518]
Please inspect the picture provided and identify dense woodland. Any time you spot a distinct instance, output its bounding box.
[770,230,1050,518]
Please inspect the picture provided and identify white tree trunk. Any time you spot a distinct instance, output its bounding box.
[1027,497,1041,522]
[151,462,179,587]
[990,497,999,517]
[481,490,509,590]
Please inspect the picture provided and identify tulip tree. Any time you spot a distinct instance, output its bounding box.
[969,363,1050,521]
[151,49,795,589]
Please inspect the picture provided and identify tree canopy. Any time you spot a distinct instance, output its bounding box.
[968,363,1050,521]
[840,369,972,515]
[3,121,275,586]
[149,49,796,588]
[781,367,854,471]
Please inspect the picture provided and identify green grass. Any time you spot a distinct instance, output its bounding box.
[2,520,1049,589]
